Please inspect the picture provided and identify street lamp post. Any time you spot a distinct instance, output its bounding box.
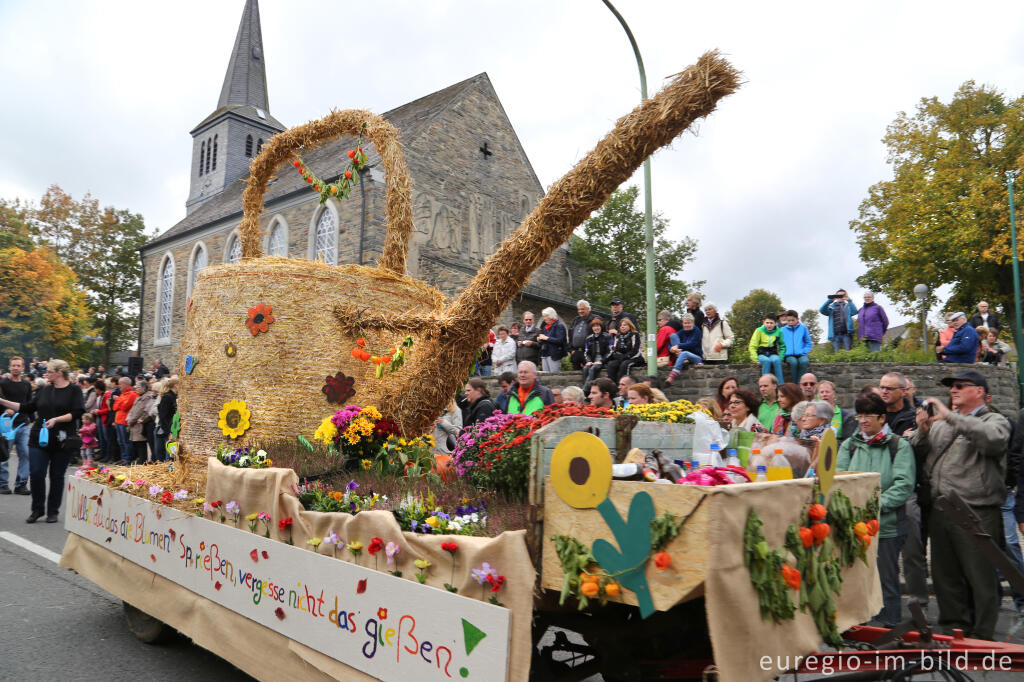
[1006,169,1024,406]
[601,0,658,379]
[913,284,928,353]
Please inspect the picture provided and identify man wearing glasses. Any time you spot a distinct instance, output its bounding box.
[878,372,916,436]
[911,370,1011,640]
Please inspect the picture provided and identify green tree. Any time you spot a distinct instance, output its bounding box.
[26,186,150,363]
[570,186,703,327]
[801,308,823,344]
[725,289,783,363]
[851,81,1024,328]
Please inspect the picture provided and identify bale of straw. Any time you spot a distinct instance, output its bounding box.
[178,258,443,455]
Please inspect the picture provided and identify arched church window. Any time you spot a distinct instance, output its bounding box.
[245,135,253,158]
[314,207,337,265]
[200,142,205,176]
[212,135,218,170]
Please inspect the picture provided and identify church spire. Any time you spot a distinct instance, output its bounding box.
[218,0,270,111]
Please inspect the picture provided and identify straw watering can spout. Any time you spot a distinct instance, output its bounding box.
[178,51,739,451]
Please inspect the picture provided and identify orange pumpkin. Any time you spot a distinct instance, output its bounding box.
[432,454,455,482]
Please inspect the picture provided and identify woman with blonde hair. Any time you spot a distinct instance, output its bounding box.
[0,359,84,523]
[432,399,463,455]
[561,386,585,405]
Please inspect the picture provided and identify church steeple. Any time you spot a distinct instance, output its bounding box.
[185,0,285,215]
[217,0,270,112]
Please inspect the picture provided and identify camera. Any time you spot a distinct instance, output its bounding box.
[924,400,937,417]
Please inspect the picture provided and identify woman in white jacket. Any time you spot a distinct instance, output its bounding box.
[491,326,518,374]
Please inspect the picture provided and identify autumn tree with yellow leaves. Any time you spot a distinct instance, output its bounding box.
[852,81,1024,329]
[0,243,93,364]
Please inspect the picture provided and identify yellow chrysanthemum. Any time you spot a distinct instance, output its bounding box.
[218,399,251,439]
[360,406,382,421]
[314,416,338,444]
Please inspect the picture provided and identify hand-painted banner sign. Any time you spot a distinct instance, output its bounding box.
[65,478,510,681]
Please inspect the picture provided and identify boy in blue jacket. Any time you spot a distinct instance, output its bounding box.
[780,309,813,384]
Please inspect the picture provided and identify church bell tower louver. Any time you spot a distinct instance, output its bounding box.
[185,0,286,214]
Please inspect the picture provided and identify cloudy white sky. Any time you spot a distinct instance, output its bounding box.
[2,0,1023,327]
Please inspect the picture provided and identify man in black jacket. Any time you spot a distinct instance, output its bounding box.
[607,298,638,338]
[516,311,542,365]
[0,356,33,495]
[968,301,1002,335]
[569,300,598,370]
[880,372,917,436]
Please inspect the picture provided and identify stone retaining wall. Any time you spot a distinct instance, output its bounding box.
[483,363,1021,415]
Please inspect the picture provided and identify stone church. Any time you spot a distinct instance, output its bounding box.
[138,0,579,364]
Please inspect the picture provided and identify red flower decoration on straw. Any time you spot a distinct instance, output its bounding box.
[278,517,293,530]
[441,541,458,554]
[245,303,275,336]
[322,371,356,405]
[367,537,384,556]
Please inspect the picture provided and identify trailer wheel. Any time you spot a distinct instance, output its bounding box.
[123,601,172,643]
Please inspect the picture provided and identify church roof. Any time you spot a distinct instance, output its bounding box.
[146,73,490,250]
[191,0,285,134]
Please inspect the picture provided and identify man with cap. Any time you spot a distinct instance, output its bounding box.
[938,312,979,364]
[910,369,1011,640]
[607,298,638,339]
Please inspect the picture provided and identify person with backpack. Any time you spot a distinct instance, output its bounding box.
[0,359,85,523]
[837,392,916,627]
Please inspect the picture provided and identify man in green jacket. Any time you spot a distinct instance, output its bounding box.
[756,374,780,430]
[506,361,554,416]
[838,393,916,627]
[910,369,1011,640]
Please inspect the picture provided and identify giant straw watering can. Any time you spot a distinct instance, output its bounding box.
[178,51,740,454]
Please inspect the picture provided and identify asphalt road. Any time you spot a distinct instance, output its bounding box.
[0,481,251,682]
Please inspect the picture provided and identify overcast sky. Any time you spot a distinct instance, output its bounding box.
[2,0,1023,327]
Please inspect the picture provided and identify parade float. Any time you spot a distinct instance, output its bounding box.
[59,50,1023,681]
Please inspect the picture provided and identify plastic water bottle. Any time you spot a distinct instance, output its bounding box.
[767,448,793,481]
[725,448,741,468]
[747,448,767,474]
[709,443,723,467]
[691,459,700,471]
[754,465,768,482]
[38,424,49,447]
[805,467,816,479]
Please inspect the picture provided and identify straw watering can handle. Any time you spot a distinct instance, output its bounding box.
[238,110,414,275]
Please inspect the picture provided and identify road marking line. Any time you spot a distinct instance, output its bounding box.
[0,530,62,564]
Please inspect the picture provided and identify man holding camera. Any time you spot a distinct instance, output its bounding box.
[819,289,858,352]
[910,370,1010,640]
